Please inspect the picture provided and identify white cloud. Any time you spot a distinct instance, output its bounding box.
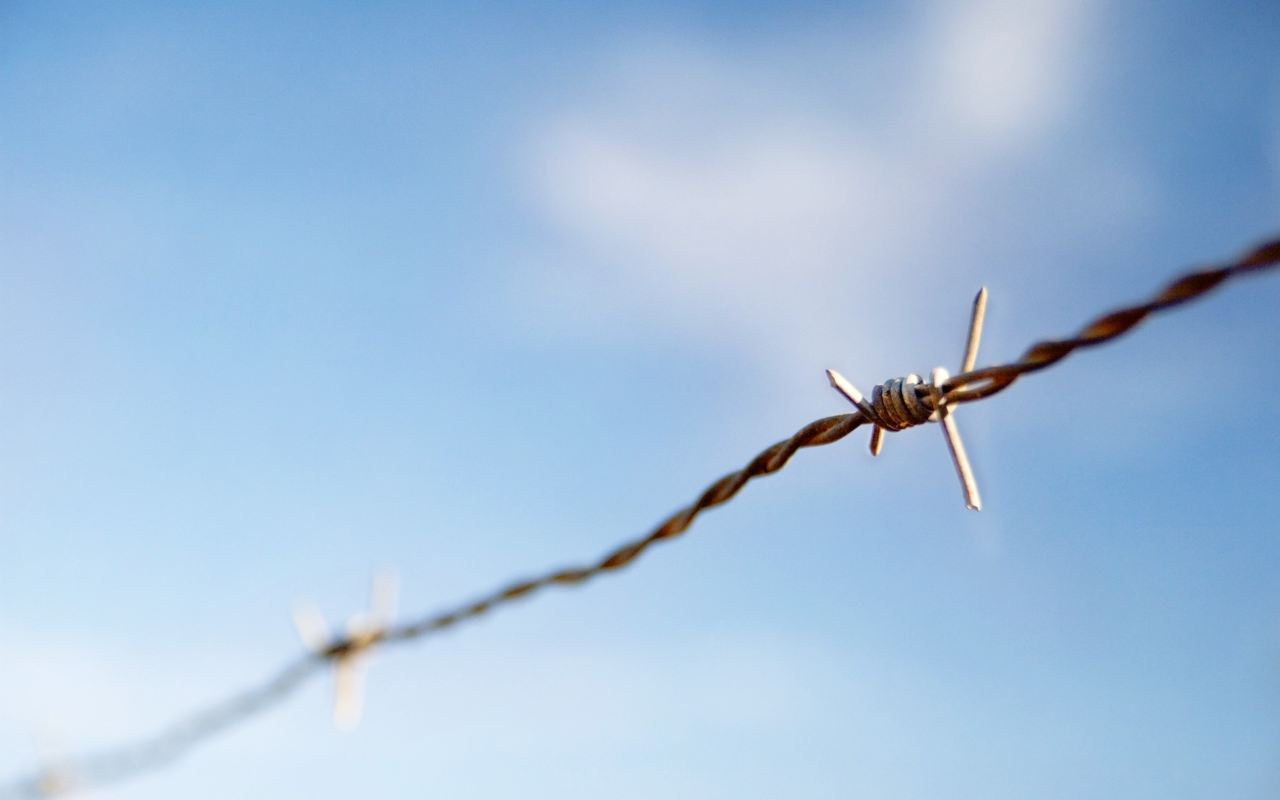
[517,0,1110,395]
[926,0,1091,145]
[534,117,914,310]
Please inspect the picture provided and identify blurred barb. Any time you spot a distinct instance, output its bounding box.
[293,571,400,730]
[2,235,1278,798]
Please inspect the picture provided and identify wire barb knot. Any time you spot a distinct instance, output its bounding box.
[867,375,937,431]
[826,286,990,510]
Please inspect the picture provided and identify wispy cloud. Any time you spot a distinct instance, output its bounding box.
[925,0,1091,145]
[517,0,1127,395]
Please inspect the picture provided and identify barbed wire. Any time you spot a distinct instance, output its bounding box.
[3,235,1278,798]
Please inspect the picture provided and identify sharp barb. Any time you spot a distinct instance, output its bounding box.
[869,425,884,456]
[961,287,988,374]
[939,410,982,511]
[826,369,879,423]
[931,367,982,511]
[826,369,863,404]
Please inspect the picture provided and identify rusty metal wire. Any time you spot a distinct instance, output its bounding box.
[3,235,1278,798]
[937,238,1280,404]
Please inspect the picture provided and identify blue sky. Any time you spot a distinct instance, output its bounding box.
[1,1,1279,797]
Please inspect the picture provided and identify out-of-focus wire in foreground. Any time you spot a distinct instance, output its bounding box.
[3,235,1278,798]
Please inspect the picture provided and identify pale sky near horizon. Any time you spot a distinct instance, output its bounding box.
[1,1,1279,798]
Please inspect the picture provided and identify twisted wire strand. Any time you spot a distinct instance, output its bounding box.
[386,412,866,643]
[0,412,868,800]
[939,238,1280,404]
[3,235,1277,798]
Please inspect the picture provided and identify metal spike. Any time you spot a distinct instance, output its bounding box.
[961,287,988,374]
[932,367,982,511]
[868,425,885,456]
